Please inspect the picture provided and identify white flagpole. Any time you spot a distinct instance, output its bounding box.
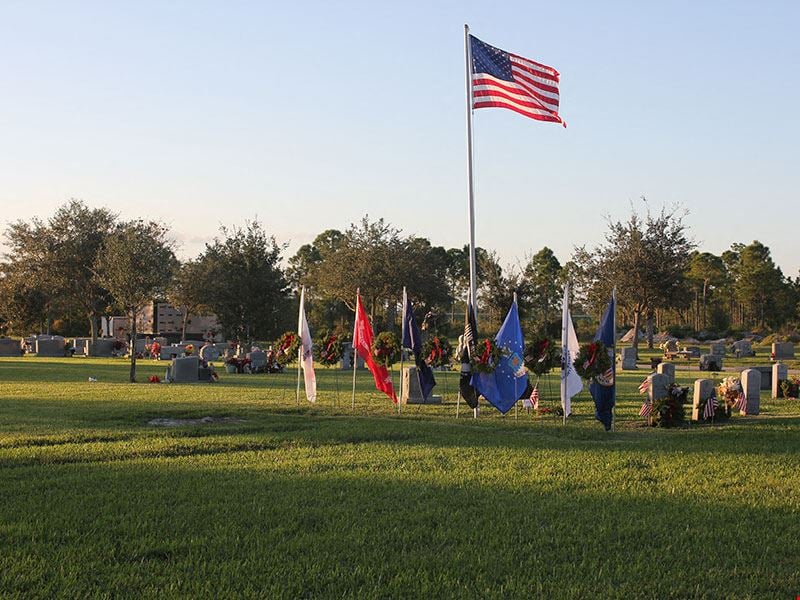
[611,286,617,431]
[295,287,304,406]
[399,287,406,415]
[351,289,359,410]
[513,291,519,421]
[464,24,478,321]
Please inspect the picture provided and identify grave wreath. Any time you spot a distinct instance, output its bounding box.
[523,337,558,375]
[574,341,611,380]
[316,331,343,366]
[275,332,300,365]
[372,331,400,367]
[471,338,502,374]
[422,335,453,368]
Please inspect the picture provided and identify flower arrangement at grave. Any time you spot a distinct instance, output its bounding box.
[717,376,744,409]
[275,331,300,365]
[471,338,502,374]
[422,335,453,368]
[778,376,800,399]
[523,337,558,376]
[574,341,611,380]
[225,356,251,374]
[667,382,690,404]
[371,331,400,368]
[316,331,344,366]
[650,392,686,427]
[537,405,564,417]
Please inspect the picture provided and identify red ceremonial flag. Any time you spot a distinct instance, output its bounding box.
[353,292,398,403]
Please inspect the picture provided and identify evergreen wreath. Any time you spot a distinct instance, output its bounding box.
[650,394,686,428]
[316,331,343,366]
[471,338,502,374]
[523,337,558,376]
[422,335,453,368]
[574,341,611,380]
[372,331,400,368]
[275,331,300,365]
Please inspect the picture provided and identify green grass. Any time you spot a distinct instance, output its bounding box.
[1,357,799,598]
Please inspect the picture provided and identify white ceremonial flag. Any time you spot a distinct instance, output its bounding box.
[298,287,316,402]
[560,283,583,416]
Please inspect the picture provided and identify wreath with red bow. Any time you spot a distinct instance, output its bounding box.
[275,331,300,365]
[421,335,453,368]
[372,331,400,368]
[574,341,611,380]
[471,338,502,374]
[315,331,344,366]
[523,337,558,376]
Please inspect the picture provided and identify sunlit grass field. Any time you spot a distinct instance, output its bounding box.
[1,356,799,598]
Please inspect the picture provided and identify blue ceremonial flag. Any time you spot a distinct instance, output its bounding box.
[472,298,527,414]
[589,292,616,430]
[401,288,436,401]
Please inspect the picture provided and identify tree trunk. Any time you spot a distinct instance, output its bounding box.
[181,308,189,342]
[129,308,137,383]
[646,310,654,349]
[632,309,641,354]
[89,313,98,342]
[701,280,708,331]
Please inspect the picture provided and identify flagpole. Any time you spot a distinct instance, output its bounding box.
[296,287,303,406]
[399,287,406,415]
[464,23,478,320]
[351,289,359,410]
[611,286,617,431]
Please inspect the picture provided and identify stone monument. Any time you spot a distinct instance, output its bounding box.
[740,368,761,415]
[691,378,716,421]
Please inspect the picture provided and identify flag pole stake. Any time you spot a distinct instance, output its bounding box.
[611,287,617,431]
[295,346,301,406]
[351,290,360,410]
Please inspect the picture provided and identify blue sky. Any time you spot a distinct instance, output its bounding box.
[2,1,798,277]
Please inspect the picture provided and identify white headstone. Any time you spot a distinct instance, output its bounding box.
[692,378,716,421]
[772,362,789,399]
[648,373,669,405]
[740,368,761,415]
[656,362,675,384]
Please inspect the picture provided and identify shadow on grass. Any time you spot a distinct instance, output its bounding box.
[0,458,797,598]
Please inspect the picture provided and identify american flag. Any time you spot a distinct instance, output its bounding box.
[638,378,650,395]
[704,393,718,420]
[530,386,539,410]
[470,35,565,127]
[733,392,747,412]
[639,401,652,418]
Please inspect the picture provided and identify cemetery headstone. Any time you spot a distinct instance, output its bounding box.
[247,350,266,372]
[71,337,91,356]
[159,345,184,360]
[710,343,726,357]
[742,365,771,391]
[691,378,716,421]
[772,362,788,399]
[88,338,115,357]
[699,354,722,371]
[648,373,669,405]
[401,366,441,404]
[740,368,760,415]
[341,342,365,369]
[772,342,795,359]
[200,344,221,362]
[0,338,21,357]
[620,347,637,370]
[171,356,199,383]
[36,337,66,357]
[732,340,753,358]
[656,362,675,384]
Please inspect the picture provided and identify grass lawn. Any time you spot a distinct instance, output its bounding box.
[1,356,799,598]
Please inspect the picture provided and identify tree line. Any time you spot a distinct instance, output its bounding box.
[2,201,799,359]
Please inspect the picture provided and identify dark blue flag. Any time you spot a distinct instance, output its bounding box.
[589,293,616,430]
[401,289,436,401]
[472,299,527,414]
